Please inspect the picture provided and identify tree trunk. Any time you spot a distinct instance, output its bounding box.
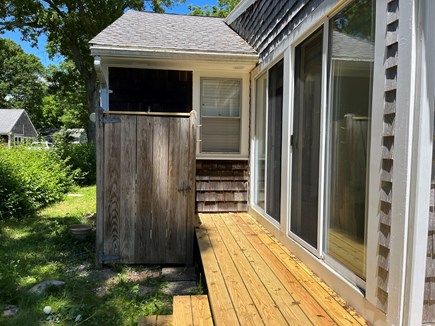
[86,70,99,143]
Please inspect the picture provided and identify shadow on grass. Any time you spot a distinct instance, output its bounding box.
[0,213,130,326]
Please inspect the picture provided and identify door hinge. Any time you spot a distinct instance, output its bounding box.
[100,115,121,126]
[99,254,120,264]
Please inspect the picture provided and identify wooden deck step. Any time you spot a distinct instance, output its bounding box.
[138,315,172,326]
[196,213,368,326]
[173,295,213,326]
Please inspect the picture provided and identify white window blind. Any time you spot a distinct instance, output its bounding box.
[200,78,241,153]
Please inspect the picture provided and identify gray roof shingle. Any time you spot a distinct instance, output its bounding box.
[90,10,257,56]
[0,109,25,134]
[332,31,374,61]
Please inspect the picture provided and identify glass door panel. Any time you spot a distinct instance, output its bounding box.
[290,29,323,248]
[325,0,374,280]
[266,60,284,223]
[254,74,267,209]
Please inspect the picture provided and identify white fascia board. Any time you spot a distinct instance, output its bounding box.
[225,0,257,25]
[90,46,258,65]
[402,0,434,324]
[365,0,387,308]
[387,0,426,325]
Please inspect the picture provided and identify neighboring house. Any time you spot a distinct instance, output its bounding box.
[0,109,38,147]
[90,1,435,325]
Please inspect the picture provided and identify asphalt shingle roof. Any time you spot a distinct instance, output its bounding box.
[0,109,25,134]
[90,10,257,56]
[332,31,374,61]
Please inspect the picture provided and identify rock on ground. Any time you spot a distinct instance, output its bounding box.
[3,305,18,317]
[28,280,65,295]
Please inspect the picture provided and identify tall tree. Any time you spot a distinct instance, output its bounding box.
[0,37,45,126]
[41,61,88,129]
[189,0,240,17]
[0,0,184,140]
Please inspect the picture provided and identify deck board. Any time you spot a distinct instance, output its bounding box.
[173,296,193,326]
[212,214,311,325]
[191,295,214,326]
[197,213,368,326]
[196,225,241,325]
[201,216,264,325]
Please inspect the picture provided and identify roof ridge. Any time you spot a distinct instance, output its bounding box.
[126,9,225,20]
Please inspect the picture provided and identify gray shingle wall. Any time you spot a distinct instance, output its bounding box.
[229,0,325,62]
[11,111,37,138]
[90,10,256,55]
[376,0,399,314]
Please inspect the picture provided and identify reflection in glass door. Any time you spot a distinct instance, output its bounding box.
[325,0,374,280]
[290,29,323,249]
[266,61,284,223]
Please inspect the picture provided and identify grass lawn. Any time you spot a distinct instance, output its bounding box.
[0,185,173,325]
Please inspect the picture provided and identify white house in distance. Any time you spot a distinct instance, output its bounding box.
[90,0,435,324]
[0,109,37,147]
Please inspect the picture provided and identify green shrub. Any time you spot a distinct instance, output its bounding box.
[52,131,96,186]
[54,142,96,185]
[0,145,74,219]
[0,156,33,219]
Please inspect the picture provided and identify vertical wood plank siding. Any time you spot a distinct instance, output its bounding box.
[97,112,196,265]
[229,0,325,62]
[376,0,399,313]
[196,160,249,212]
[424,94,435,321]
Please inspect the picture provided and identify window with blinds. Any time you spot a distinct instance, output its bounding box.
[200,78,241,153]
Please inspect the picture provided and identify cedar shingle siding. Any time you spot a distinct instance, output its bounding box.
[229,0,325,61]
[196,160,249,213]
[11,112,38,137]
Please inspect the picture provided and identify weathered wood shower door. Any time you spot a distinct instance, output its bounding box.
[96,111,196,265]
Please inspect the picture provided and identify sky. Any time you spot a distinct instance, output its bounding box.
[1,0,215,67]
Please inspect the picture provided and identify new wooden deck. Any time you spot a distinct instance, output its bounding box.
[196,213,368,326]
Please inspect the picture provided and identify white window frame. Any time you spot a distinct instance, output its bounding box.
[14,135,22,145]
[199,77,242,154]
[193,70,250,160]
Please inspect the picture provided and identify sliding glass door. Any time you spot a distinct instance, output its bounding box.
[254,60,284,224]
[325,0,374,280]
[252,0,375,286]
[290,29,323,249]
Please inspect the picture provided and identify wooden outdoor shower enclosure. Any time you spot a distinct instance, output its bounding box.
[96,110,196,265]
